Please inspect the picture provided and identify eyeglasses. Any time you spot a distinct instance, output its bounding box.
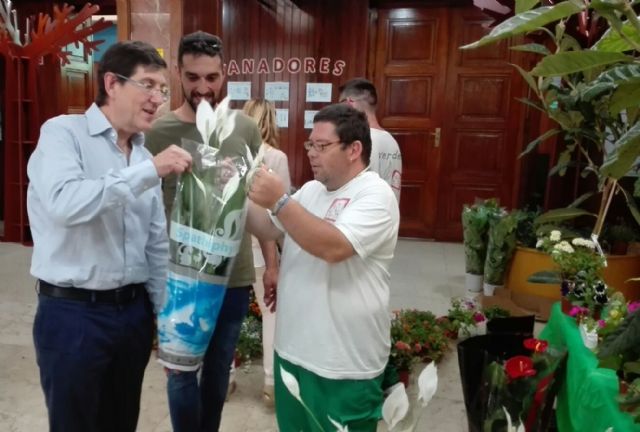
[303,140,342,152]
[114,73,170,103]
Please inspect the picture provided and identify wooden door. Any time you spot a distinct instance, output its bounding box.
[435,8,522,240]
[372,6,523,240]
[373,8,449,238]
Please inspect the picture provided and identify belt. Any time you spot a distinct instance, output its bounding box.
[37,280,145,305]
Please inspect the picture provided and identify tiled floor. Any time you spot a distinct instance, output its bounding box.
[0,239,470,432]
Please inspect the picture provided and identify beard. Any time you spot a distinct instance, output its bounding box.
[183,85,217,113]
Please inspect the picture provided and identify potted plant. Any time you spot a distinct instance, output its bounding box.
[389,309,450,386]
[465,0,640,302]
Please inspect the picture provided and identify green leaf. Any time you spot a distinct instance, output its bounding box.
[515,97,546,113]
[593,19,640,52]
[520,128,562,157]
[516,0,540,14]
[619,186,640,227]
[599,310,640,359]
[527,270,562,284]
[581,81,616,101]
[512,63,539,93]
[551,149,573,176]
[510,42,551,55]
[609,83,640,115]
[531,51,633,76]
[601,122,640,179]
[568,192,594,208]
[635,176,640,198]
[460,1,585,50]
[534,207,596,224]
[595,64,640,84]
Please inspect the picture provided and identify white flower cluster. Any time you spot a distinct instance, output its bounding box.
[552,241,575,254]
[549,230,562,242]
[571,237,596,249]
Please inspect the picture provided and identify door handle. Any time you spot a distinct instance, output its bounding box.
[430,127,441,148]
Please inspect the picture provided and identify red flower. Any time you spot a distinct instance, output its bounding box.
[414,343,422,353]
[505,356,537,379]
[395,341,411,351]
[473,312,486,323]
[524,338,548,353]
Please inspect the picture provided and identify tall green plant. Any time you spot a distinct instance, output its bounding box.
[463,0,640,237]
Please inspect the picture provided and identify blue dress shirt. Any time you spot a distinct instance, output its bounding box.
[27,103,168,311]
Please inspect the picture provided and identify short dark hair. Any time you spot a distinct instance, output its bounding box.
[95,41,166,106]
[178,31,224,66]
[314,104,371,166]
[338,78,378,106]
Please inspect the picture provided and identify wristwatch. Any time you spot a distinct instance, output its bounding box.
[271,193,290,216]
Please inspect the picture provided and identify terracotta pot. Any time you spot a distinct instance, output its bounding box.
[505,247,640,301]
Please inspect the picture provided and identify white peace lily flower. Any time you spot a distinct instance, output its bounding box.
[417,362,438,407]
[221,172,240,204]
[382,382,410,430]
[279,365,302,403]
[196,99,216,146]
[550,230,562,242]
[503,406,525,432]
[328,416,349,432]
[217,109,237,146]
[535,239,543,248]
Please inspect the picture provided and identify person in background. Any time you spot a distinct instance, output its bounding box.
[27,40,192,432]
[144,31,262,432]
[232,98,291,406]
[247,104,399,431]
[339,77,402,202]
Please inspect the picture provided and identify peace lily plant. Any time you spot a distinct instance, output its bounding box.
[279,362,438,432]
[463,0,640,243]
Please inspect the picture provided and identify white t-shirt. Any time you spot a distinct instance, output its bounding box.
[272,171,399,379]
[370,128,402,202]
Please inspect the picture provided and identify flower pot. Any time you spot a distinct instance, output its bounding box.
[483,283,501,296]
[506,247,640,301]
[465,273,483,293]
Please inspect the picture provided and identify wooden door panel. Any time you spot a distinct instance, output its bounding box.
[393,130,436,237]
[435,8,523,240]
[374,8,449,238]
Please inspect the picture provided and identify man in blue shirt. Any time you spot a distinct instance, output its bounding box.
[27,41,192,432]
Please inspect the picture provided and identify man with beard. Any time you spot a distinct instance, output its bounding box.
[145,32,262,432]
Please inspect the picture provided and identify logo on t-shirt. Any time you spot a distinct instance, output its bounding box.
[391,170,401,191]
[324,198,350,222]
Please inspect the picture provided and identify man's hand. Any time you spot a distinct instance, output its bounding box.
[263,266,278,312]
[248,166,286,210]
[152,145,192,177]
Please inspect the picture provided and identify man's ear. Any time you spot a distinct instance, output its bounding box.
[350,140,363,161]
[104,72,118,98]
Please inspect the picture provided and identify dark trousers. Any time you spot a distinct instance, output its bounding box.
[166,286,251,432]
[33,292,154,432]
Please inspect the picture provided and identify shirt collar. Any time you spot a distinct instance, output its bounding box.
[85,103,145,146]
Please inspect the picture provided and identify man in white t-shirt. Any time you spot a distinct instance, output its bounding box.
[247,104,399,432]
[339,78,402,202]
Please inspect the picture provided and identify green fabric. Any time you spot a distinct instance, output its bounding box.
[541,302,640,432]
[274,352,384,432]
[145,111,262,288]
